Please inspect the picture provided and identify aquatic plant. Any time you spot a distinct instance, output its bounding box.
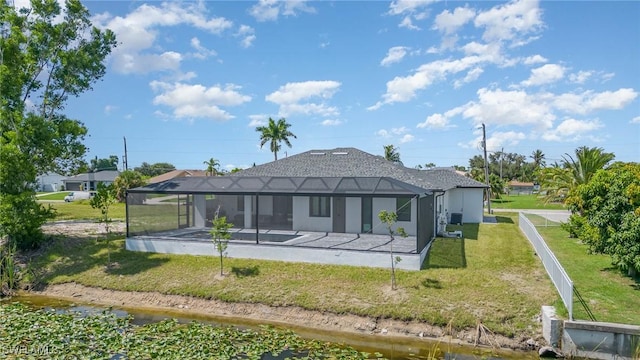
[0,303,383,359]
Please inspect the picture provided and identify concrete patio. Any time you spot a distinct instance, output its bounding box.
[126,228,429,270]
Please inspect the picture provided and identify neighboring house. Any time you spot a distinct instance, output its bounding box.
[36,173,65,192]
[125,148,487,269]
[62,170,120,191]
[147,169,208,184]
[508,180,536,195]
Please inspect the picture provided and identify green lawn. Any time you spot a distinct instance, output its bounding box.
[41,201,126,221]
[491,194,565,210]
[527,215,640,325]
[32,213,558,338]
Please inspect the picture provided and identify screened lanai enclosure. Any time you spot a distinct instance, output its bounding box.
[126,176,437,270]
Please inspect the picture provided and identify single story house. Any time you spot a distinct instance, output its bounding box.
[507,180,537,195]
[35,173,65,192]
[147,169,208,184]
[62,170,120,191]
[125,148,486,270]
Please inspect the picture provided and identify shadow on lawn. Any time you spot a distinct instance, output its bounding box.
[600,266,640,290]
[423,238,466,269]
[231,265,260,278]
[34,234,169,283]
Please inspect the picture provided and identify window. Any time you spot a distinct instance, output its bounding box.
[396,197,412,222]
[309,196,331,217]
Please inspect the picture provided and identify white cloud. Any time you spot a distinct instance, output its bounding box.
[190,37,217,60]
[376,129,390,138]
[454,67,484,88]
[104,105,118,115]
[321,119,342,126]
[391,126,408,135]
[631,116,640,124]
[460,88,556,130]
[369,56,484,109]
[569,70,593,84]
[474,0,543,46]
[553,88,638,114]
[486,131,526,151]
[433,6,475,35]
[399,134,415,143]
[93,2,232,74]
[521,64,565,87]
[381,46,409,66]
[266,80,341,117]
[249,0,315,22]
[388,0,436,30]
[523,54,547,65]
[248,114,269,127]
[417,113,449,129]
[150,82,251,121]
[237,25,256,48]
[542,118,603,141]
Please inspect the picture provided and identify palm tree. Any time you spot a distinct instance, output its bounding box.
[383,144,402,165]
[539,146,614,203]
[256,117,296,161]
[203,158,220,176]
[530,149,546,169]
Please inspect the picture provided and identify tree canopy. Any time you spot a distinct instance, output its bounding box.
[256,117,296,161]
[383,145,402,165]
[133,162,176,177]
[90,155,119,172]
[564,162,640,276]
[0,0,116,248]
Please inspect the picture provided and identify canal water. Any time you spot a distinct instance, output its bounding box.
[4,294,540,360]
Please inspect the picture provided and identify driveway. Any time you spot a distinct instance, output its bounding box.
[492,208,571,223]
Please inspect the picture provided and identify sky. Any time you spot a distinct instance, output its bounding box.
[48,0,640,171]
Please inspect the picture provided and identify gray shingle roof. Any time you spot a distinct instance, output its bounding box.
[232,148,486,191]
[63,170,120,182]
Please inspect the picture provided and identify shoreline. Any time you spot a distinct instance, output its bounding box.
[28,283,542,354]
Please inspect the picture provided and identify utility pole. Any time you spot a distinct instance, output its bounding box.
[123,136,128,171]
[499,147,504,181]
[482,123,492,214]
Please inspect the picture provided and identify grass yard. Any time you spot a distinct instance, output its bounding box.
[491,194,565,210]
[42,201,126,221]
[32,213,558,338]
[527,214,640,325]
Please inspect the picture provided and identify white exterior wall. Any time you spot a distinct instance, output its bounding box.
[345,197,361,233]
[370,197,417,236]
[292,196,332,232]
[440,188,484,224]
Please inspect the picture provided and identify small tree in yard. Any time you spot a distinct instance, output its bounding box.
[378,210,407,290]
[90,183,117,266]
[210,215,233,276]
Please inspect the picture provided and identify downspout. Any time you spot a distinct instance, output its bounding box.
[434,191,445,237]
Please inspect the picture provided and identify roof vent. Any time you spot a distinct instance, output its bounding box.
[310,152,326,155]
[332,151,348,155]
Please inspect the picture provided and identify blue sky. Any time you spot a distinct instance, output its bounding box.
[53,1,640,171]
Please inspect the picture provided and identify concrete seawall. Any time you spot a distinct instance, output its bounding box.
[543,306,640,359]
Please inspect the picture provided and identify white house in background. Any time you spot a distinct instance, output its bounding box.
[125,148,487,264]
[36,173,65,192]
[62,170,120,191]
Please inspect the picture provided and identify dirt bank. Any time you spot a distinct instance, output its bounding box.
[31,283,541,352]
[32,221,544,352]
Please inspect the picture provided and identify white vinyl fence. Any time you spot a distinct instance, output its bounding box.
[519,212,574,320]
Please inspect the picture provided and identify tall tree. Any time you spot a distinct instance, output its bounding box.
[539,146,615,203]
[530,149,546,169]
[90,155,118,171]
[256,117,296,161]
[112,170,146,202]
[383,144,402,165]
[134,162,176,177]
[203,158,221,176]
[0,0,116,249]
[564,163,640,276]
